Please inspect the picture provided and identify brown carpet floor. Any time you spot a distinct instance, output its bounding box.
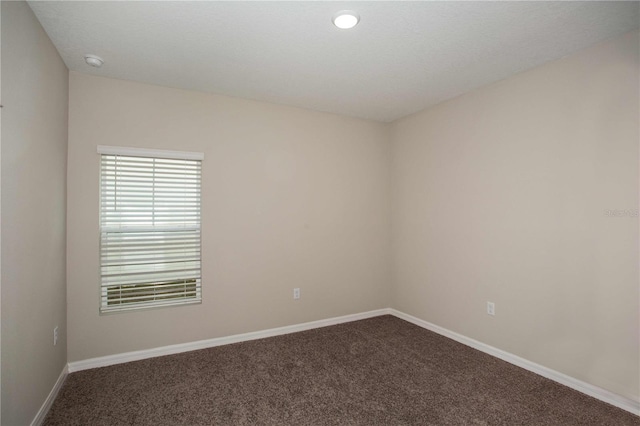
[44,315,639,425]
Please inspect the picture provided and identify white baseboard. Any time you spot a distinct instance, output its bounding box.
[31,364,68,426]
[388,309,640,416]
[64,307,638,417]
[68,308,391,373]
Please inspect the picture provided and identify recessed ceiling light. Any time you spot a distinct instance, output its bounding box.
[332,10,359,30]
[84,54,104,68]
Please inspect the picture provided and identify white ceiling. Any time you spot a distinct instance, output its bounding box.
[29,1,639,123]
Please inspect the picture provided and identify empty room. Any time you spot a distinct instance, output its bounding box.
[2,1,639,425]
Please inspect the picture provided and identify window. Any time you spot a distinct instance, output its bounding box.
[98,146,203,313]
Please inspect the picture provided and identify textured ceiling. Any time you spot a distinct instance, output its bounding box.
[29,1,639,122]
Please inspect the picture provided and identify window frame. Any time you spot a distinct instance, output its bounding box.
[97,145,204,314]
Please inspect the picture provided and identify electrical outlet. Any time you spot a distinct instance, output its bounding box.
[53,326,59,346]
[293,288,300,300]
[487,302,495,316]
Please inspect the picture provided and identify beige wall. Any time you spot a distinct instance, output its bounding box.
[66,29,638,405]
[67,72,391,362]
[1,1,69,424]
[391,31,639,401]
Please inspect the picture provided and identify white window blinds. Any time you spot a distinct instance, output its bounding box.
[99,148,202,313]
